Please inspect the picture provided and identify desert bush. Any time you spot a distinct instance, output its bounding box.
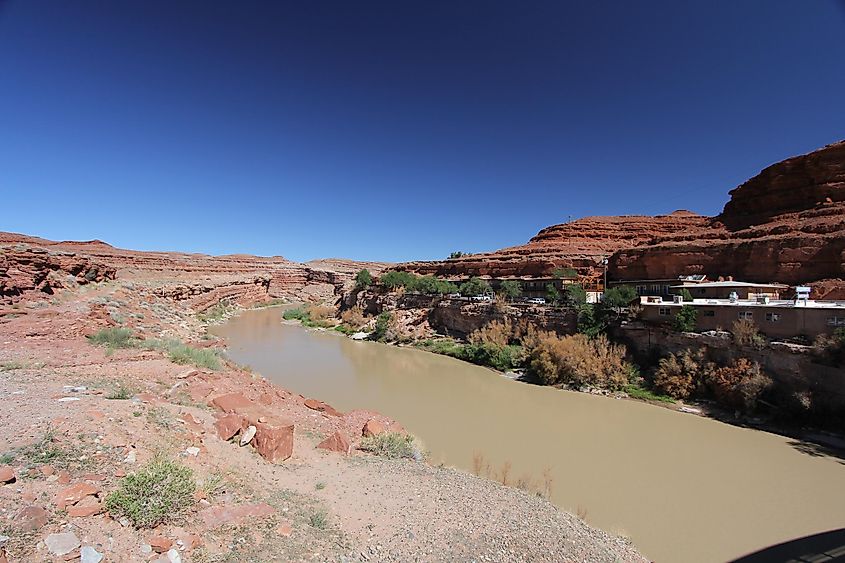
[144,339,221,370]
[672,304,698,332]
[653,348,713,399]
[526,333,631,389]
[707,358,772,412]
[105,458,196,528]
[340,306,366,329]
[462,342,523,371]
[732,319,766,348]
[814,328,845,367]
[196,300,236,323]
[307,303,335,322]
[469,319,514,347]
[87,327,135,350]
[359,432,419,460]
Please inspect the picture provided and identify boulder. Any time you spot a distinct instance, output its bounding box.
[67,502,104,518]
[148,536,173,553]
[304,398,343,417]
[317,431,350,455]
[252,418,294,463]
[213,413,247,440]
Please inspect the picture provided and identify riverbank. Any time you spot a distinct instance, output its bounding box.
[0,277,645,561]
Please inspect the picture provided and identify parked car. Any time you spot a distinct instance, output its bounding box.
[526,297,546,305]
[470,294,493,302]
[447,293,462,299]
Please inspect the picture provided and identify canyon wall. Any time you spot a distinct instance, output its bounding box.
[401,141,845,295]
[0,232,389,308]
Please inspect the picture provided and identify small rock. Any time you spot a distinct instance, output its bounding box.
[57,470,71,484]
[45,532,81,556]
[276,520,293,537]
[120,517,131,527]
[80,545,104,563]
[40,465,55,476]
[0,467,16,484]
[317,431,351,455]
[140,543,152,554]
[167,548,182,563]
[239,425,256,446]
[0,536,9,546]
[124,450,137,464]
[362,419,386,438]
[148,536,172,553]
[57,397,81,402]
[185,447,200,457]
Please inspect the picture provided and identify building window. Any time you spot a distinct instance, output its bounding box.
[827,317,845,327]
[701,310,715,317]
[658,307,671,316]
[738,311,753,320]
[765,312,780,322]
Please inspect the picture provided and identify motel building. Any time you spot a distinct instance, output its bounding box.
[639,285,845,340]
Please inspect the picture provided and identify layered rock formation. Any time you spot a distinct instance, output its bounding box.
[402,141,845,294]
[0,232,388,307]
[402,211,707,280]
[610,141,845,289]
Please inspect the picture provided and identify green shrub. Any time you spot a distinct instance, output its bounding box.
[814,328,845,367]
[309,509,328,529]
[678,288,694,302]
[106,383,134,400]
[87,328,135,350]
[282,307,309,321]
[732,319,766,348]
[359,432,419,460]
[624,384,676,403]
[355,269,372,290]
[576,304,607,337]
[461,342,523,371]
[565,284,587,307]
[545,283,562,305]
[379,270,415,289]
[672,304,698,332]
[553,267,577,279]
[143,339,221,370]
[370,312,392,341]
[602,286,638,309]
[653,349,713,399]
[105,458,196,528]
[448,251,465,259]
[197,300,236,323]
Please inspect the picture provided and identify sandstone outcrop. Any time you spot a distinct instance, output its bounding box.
[401,141,845,293]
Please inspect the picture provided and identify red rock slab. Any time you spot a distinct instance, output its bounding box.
[200,503,275,529]
[317,431,351,455]
[362,419,385,438]
[81,473,106,482]
[209,392,254,413]
[178,412,204,432]
[187,381,214,402]
[135,392,158,403]
[213,413,247,440]
[0,467,16,483]
[57,470,71,484]
[276,520,293,537]
[252,418,294,463]
[148,536,173,553]
[40,465,55,477]
[54,482,100,509]
[67,502,104,518]
[15,506,49,532]
[179,533,202,550]
[304,398,343,417]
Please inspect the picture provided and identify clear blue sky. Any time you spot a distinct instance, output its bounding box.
[1,1,844,262]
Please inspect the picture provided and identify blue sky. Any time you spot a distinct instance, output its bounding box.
[1,1,844,262]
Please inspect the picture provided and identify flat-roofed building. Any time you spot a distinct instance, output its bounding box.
[671,280,788,300]
[640,296,845,339]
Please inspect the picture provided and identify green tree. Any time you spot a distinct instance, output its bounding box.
[672,304,698,332]
[678,288,694,302]
[602,286,637,309]
[565,284,587,307]
[370,312,392,341]
[576,304,607,337]
[545,283,562,305]
[499,280,522,300]
[448,251,465,260]
[459,277,491,297]
[355,269,372,290]
[380,270,415,289]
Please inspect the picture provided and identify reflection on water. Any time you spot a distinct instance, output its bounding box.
[214,307,845,563]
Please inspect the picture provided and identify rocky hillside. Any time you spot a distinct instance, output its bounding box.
[401,141,845,296]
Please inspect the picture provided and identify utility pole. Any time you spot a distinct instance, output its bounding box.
[601,258,608,298]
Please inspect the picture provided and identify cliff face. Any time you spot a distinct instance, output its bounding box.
[0,232,389,307]
[402,141,845,292]
[402,212,707,280]
[610,141,845,287]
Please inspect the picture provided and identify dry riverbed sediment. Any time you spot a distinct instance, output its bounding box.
[0,279,645,562]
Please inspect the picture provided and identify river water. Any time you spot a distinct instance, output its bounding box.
[215,307,845,562]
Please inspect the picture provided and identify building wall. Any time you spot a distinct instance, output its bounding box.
[642,303,845,339]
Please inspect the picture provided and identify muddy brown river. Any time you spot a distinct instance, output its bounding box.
[215,307,845,562]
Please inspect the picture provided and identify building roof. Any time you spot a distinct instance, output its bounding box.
[641,298,845,310]
[670,281,788,289]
